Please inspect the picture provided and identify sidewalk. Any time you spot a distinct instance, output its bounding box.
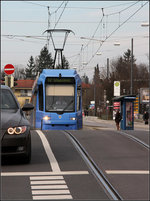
[83,116,149,130]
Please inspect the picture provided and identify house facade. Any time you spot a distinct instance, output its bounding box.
[13,80,35,107]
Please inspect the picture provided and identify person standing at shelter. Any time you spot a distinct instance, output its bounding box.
[143,111,149,124]
[115,110,122,130]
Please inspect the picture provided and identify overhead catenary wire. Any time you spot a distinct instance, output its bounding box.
[70,1,143,67]
[2,1,149,73]
[22,1,48,8]
[53,1,68,29]
[81,1,148,70]
[2,20,147,24]
[22,1,138,10]
[105,1,139,16]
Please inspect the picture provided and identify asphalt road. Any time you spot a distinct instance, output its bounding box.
[1,116,149,200]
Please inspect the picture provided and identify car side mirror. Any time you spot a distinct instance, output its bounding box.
[22,103,34,111]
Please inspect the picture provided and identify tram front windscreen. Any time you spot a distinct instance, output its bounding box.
[45,78,75,113]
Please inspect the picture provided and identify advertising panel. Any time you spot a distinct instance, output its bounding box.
[140,88,149,103]
[113,102,120,120]
[126,102,133,127]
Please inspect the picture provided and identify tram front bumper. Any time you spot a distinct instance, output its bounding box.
[41,119,77,130]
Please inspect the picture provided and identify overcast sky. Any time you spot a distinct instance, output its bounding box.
[1,1,149,79]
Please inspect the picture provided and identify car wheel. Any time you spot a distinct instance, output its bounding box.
[24,135,31,163]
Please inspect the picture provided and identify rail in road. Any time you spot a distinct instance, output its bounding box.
[1,129,111,200]
[83,116,149,149]
[64,130,123,200]
[1,125,149,200]
[1,129,123,200]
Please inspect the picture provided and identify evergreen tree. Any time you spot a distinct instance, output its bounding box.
[93,64,102,115]
[82,73,89,84]
[93,64,101,84]
[25,56,36,79]
[123,49,136,63]
[36,46,54,73]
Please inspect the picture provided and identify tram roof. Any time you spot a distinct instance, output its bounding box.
[42,69,77,77]
[37,69,80,85]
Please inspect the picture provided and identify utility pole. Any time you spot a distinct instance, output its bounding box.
[130,38,133,95]
[94,79,96,116]
[47,6,51,49]
[107,58,109,79]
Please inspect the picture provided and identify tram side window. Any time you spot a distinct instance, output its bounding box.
[77,86,81,111]
[39,84,43,111]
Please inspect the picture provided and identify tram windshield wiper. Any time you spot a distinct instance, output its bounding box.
[56,99,74,114]
[63,99,74,111]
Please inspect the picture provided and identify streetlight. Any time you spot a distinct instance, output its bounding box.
[114,41,120,46]
[96,52,102,55]
[106,100,109,120]
[141,22,149,27]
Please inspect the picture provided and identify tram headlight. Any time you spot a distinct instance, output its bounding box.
[7,126,27,135]
[70,117,76,121]
[43,116,51,121]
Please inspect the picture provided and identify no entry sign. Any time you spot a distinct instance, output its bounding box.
[4,64,15,75]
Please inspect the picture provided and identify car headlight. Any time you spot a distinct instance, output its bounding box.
[7,126,27,135]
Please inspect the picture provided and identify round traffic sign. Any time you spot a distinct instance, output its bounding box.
[4,64,15,75]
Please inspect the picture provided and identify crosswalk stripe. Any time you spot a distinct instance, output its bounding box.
[32,190,70,195]
[30,176,63,180]
[31,180,66,185]
[32,195,72,200]
[30,176,72,199]
[31,185,68,190]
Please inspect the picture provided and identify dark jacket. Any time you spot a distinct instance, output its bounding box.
[143,112,149,120]
[115,111,122,123]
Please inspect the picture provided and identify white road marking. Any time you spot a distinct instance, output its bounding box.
[32,190,70,195]
[106,170,149,174]
[1,171,89,176]
[30,176,63,180]
[30,175,71,200]
[36,130,60,172]
[32,195,72,200]
[1,130,89,200]
[31,180,66,185]
[31,185,68,190]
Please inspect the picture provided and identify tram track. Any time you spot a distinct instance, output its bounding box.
[85,124,149,149]
[118,130,149,149]
[64,130,123,201]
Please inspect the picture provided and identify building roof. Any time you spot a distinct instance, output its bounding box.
[15,79,90,89]
[82,82,90,89]
[15,80,35,89]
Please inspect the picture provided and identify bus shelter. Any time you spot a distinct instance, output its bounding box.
[113,95,136,130]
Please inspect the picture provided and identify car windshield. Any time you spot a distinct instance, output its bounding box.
[1,89,19,109]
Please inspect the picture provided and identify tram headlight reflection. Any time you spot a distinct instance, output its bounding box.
[70,117,76,120]
[43,116,51,121]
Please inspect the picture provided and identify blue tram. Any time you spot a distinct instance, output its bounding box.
[31,69,82,130]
